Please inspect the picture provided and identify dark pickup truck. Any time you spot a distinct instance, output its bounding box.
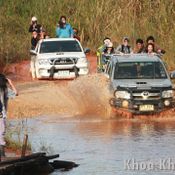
[105,54,175,114]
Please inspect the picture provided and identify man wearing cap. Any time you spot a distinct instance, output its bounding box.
[115,37,132,54]
[29,16,42,34]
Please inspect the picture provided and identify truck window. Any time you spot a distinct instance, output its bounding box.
[40,40,82,53]
[155,62,167,78]
[114,62,167,79]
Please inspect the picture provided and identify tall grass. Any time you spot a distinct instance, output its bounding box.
[0,0,175,67]
[6,119,31,151]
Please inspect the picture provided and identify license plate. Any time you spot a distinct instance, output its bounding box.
[139,105,154,111]
[58,71,69,76]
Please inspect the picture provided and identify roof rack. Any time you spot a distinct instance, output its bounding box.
[110,53,163,57]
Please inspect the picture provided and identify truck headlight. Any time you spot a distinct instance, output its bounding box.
[38,59,50,65]
[114,91,131,99]
[162,90,173,98]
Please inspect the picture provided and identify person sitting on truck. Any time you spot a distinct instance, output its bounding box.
[97,37,111,72]
[40,27,50,39]
[102,42,114,55]
[102,42,114,66]
[146,36,165,55]
[115,37,132,54]
[56,16,73,38]
[28,16,42,34]
[73,28,80,41]
[133,38,145,53]
[145,43,156,55]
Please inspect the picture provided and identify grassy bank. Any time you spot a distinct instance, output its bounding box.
[0,0,175,67]
[5,119,31,152]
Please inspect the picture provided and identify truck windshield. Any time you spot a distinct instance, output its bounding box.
[40,40,82,53]
[114,62,167,79]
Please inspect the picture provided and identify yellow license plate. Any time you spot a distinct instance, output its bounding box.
[139,105,154,111]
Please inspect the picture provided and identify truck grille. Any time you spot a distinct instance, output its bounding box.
[50,57,78,65]
[132,90,161,100]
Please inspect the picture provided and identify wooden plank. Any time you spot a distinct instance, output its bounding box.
[46,154,59,160]
[0,153,77,175]
[0,152,46,166]
[21,134,28,157]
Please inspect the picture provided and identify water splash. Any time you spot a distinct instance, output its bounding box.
[53,74,111,118]
[10,74,112,119]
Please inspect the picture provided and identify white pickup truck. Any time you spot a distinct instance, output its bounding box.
[30,38,90,79]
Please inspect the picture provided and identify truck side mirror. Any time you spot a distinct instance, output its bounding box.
[30,50,37,56]
[170,71,175,79]
[84,48,90,54]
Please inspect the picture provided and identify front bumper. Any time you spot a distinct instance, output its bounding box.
[36,63,89,79]
[110,98,175,114]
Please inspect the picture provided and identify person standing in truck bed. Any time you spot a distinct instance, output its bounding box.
[29,16,42,50]
[145,43,156,55]
[115,37,132,54]
[73,28,80,41]
[28,16,41,34]
[56,16,73,38]
[146,36,165,55]
[133,38,145,53]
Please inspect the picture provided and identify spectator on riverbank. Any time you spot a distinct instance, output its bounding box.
[28,16,42,34]
[133,38,145,53]
[0,74,18,157]
[56,16,73,38]
[115,37,132,54]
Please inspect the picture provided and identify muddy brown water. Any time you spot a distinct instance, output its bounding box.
[10,116,175,175]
